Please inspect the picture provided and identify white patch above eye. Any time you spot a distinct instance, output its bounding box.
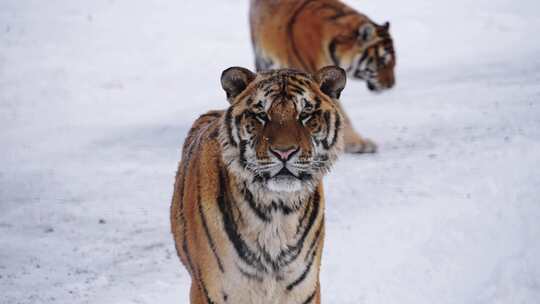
[358,23,375,42]
[299,98,315,124]
[255,115,267,124]
[301,114,313,125]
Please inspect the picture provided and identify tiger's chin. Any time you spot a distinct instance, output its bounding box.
[264,167,317,194]
[266,177,303,193]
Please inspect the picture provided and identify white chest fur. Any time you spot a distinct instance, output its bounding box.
[219,193,322,304]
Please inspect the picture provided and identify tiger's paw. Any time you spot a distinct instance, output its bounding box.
[345,138,377,154]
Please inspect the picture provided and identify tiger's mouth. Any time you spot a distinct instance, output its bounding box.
[274,167,297,178]
[367,80,394,92]
[266,166,303,193]
[352,69,392,92]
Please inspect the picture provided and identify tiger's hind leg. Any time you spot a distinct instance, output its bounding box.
[336,101,377,154]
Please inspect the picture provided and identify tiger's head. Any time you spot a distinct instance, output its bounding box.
[219,66,345,199]
[328,20,395,92]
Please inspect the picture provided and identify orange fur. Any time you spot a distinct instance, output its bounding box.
[250,0,396,153]
[171,67,346,304]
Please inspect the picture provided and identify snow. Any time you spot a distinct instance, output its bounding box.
[1,0,540,303]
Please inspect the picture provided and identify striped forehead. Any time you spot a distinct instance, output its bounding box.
[249,74,314,111]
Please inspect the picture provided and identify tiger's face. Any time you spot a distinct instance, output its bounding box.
[220,67,345,197]
[329,21,395,92]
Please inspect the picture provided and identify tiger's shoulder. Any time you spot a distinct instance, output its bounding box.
[170,109,227,276]
[179,110,224,161]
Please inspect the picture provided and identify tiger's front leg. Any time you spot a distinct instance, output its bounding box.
[189,282,206,304]
[343,122,377,154]
[189,277,223,304]
[314,284,322,304]
[336,101,377,154]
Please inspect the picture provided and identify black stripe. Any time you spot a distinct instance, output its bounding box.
[314,97,321,109]
[302,289,317,304]
[175,127,201,274]
[197,176,225,273]
[322,111,332,149]
[196,267,216,304]
[278,73,289,98]
[290,88,305,95]
[216,166,267,273]
[297,79,309,86]
[223,292,228,302]
[268,192,321,269]
[329,111,341,147]
[357,49,369,67]
[288,83,306,94]
[234,114,242,136]
[224,108,237,147]
[243,185,271,222]
[208,127,219,139]
[286,240,318,291]
[243,185,301,223]
[239,140,248,168]
[258,242,280,271]
[305,218,324,261]
[237,265,264,283]
[299,192,321,243]
[275,200,295,215]
[328,38,340,66]
[322,111,340,149]
[264,89,273,97]
[296,203,312,234]
[181,212,195,274]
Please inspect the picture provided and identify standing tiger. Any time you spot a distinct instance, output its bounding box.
[250,0,396,153]
[171,66,346,304]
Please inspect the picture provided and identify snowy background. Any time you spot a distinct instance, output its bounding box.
[1,0,540,303]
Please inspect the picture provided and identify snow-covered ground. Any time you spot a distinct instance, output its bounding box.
[1,0,540,303]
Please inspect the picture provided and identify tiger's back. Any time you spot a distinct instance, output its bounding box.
[250,0,395,90]
[250,0,396,154]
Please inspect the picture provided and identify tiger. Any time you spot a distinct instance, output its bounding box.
[249,0,396,154]
[170,66,346,304]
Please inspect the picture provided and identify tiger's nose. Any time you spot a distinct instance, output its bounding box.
[269,146,299,161]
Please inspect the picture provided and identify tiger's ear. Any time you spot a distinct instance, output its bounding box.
[382,21,390,31]
[315,66,346,99]
[358,23,376,42]
[221,67,256,103]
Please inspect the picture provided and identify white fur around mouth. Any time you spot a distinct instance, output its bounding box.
[266,178,302,192]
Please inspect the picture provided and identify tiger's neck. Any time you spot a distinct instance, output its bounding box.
[221,168,324,274]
